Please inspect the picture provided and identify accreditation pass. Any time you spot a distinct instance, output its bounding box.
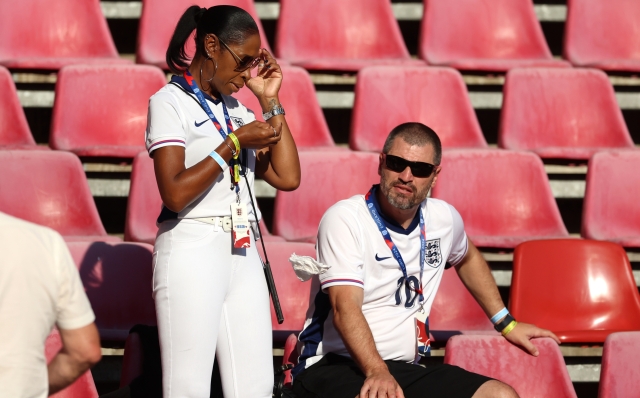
[415,308,431,357]
[231,203,251,249]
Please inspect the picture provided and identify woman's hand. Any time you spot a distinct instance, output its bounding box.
[233,120,282,150]
[245,49,282,106]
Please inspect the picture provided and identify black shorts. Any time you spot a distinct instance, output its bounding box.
[292,353,492,398]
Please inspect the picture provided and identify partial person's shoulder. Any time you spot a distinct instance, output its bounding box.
[0,212,65,250]
[149,83,183,107]
[320,195,367,225]
[425,198,462,221]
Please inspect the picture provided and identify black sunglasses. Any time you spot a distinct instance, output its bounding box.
[384,154,436,178]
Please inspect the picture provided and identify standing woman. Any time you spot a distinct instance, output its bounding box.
[146,5,300,397]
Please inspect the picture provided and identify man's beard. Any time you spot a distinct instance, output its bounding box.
[380,175,431,210]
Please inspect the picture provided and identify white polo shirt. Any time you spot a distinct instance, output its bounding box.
[145,76,261,221]
[293,186,468,378]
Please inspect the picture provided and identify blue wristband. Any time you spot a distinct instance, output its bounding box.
[490,307,509,324]
[209,150,228,171]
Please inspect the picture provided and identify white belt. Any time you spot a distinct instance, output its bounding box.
[182,217,258,236]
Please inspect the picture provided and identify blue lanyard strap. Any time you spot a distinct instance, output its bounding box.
[365,185,426,303]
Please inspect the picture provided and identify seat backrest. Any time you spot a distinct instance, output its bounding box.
[420,0,552,63]
[429,268,493,337]
[276,0,409,61]
[50,65,167,156]
[125,152,163,245]
[67,241,157,342]
[0,66,34,146]
[582,150,640,244]
[0,150,107,238]
[0,0,118,61]
[137,0,271,68]
[499,68,633,156]
[430,149,567,248]
[564,0,640,66]
[444,335,577,398]
[233,65,335,147]
[510,239,640,341]
[599,332,640,398]
[273,150,380,241]
[45,329,99,398]
[350,66,487,152]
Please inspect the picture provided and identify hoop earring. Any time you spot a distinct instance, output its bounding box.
[200,55,217,91]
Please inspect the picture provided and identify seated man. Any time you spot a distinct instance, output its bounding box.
[292,123,559,398]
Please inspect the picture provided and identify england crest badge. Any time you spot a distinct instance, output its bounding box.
[424,238,442,268]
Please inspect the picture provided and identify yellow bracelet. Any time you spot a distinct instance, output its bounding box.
[501,320,518,336]
[228,133,241,154]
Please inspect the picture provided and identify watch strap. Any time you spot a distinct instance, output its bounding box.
[263,104,285,121]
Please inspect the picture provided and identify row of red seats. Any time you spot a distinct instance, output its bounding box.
[1,149,639,249]
[1,64,636,160]
[1,0,639,73]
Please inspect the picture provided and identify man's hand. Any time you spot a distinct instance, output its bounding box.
[503,322,561,356]
[358,368,405,398]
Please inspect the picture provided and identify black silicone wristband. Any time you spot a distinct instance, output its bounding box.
[494,314,516,333]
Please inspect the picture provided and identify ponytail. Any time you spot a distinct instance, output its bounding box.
[165,5,259,75]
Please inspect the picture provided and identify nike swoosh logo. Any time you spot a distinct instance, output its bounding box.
[194,119,208,127]
[375,254,391,261]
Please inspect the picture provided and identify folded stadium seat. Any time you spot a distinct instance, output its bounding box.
[275,0,424,72]
[234,65,337,149]
[499,68,635,160]
[430,149,568,248]
[261,241,316,345]
[564,0,640,72]
[66,241,156,342]
[598,332,640,398]
[137,0,271,69]
[429,268,496,342]
[419,0,570,72]
[0,150,120,243]
[582,151,640,248]
[45,329,99,398]
[0,66,43,150]
[273,150,380,242]
[0,0,129,70]
[444,335,577,398]
[281,333,299,389]
[350,66,488,152]
[50,65,167,159]
[510,239,640,343]
[125,152,284,245]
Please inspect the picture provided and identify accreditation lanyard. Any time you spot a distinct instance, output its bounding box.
[365,185,426,305]
[183,70,239,193]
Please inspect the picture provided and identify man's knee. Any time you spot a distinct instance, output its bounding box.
[473,380,519,398]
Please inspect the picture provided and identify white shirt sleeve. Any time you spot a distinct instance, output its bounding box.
[446,204,469,267]
[145,90,187,155]
[317,204,365,291]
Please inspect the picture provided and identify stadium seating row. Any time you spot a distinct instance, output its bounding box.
[1,0,639,73]
[1,64,637,160]
[1,149,639,248]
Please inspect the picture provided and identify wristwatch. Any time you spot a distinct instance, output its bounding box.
[263,104,285,121]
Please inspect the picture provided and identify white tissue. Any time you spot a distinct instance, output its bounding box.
[289,253,331,282]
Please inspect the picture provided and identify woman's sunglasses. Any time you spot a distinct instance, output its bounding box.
[219,39,262,72]
[383,154,436,178]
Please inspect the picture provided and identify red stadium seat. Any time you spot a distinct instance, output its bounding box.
[234,65,335,148]
[264,241,316,344]
[0,150,119,243]
[276,0,424,72]
[350,66,487,152]
[281,333,299,388]
[0,0,128,70]
[431,149,568,248]
[50,65,167,158]
[120,331,144,388]
[429,268,496,342]
[67,241,156,342]
[273,150,380,242]
[45,329,99,398]
[599,332,640,398]
[137,0,271,69]
[444,335,576,398]
[499,68,634,160]
[419,0,569,71]
[582,150,640,248]
[564,0,640,72]
[126,152,284,244]
[510,239,640,343]
[0,66,41,149]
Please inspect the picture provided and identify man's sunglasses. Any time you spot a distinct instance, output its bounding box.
[383,154,436,178]
[219,39,262,72]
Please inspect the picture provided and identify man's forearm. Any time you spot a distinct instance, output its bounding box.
[47,350,93,394]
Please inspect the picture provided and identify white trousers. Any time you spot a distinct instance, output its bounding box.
[153,219,273,398]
